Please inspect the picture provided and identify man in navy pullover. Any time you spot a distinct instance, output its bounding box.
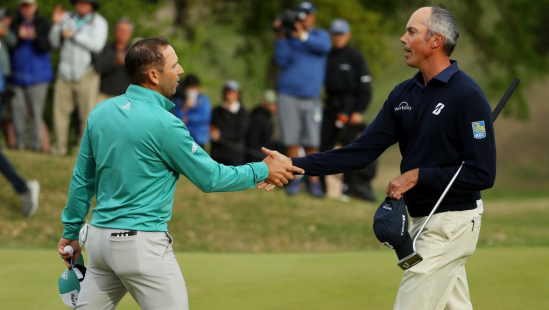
[273,1,331,198]
[263,7,495,310]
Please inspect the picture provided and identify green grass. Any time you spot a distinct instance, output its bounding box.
[1,149,549,252]
[1,247,548,309]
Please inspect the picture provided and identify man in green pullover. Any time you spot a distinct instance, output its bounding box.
[57,37,302,310]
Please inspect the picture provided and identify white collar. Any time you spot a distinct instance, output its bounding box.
[223,101,241,114]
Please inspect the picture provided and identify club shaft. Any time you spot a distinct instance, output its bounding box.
[492,78,520,121]
[412,78,520,251]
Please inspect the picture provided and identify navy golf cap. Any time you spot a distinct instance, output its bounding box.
[296,2,316,14]
[330,19,350,34]
[373,197,414,260]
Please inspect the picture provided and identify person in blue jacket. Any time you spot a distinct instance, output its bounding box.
[9,0,53,151]
[273,1,331,198]
[172,74,211,149]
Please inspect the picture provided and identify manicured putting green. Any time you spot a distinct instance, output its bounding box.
[0,247,547,309]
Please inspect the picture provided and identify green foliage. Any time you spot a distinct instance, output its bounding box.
[208,0,392,86]
[313,0,393,75]
[5,0,545,118]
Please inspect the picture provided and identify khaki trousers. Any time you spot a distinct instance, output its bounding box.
[76,225,189,310]
[52,68,100,156]
[394,200,483,310]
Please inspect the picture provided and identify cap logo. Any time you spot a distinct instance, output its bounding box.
[61,270,68,280]
[401,215,406,236]
[382,203,392,211]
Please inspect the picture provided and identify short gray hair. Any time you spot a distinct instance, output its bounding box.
[116,17,135,32]
[424,7,459,56]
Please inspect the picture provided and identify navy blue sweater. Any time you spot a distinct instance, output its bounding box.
[293,61,496,217]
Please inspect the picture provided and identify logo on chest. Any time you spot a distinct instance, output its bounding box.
[395,102,412,112]
[339,64,351,71]
[432,103,445,115]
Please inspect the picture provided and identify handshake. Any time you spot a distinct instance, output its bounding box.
[259,147,305,191]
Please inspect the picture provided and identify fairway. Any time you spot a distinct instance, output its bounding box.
[1,247,547,309]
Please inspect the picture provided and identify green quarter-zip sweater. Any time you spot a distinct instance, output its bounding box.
[61,85,269,240]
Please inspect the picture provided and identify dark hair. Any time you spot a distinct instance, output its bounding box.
[183,74,200,87]
[222,87,243,105]
[125,37,170,85]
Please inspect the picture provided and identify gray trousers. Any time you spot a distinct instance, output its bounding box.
[76,225,189,310]
[10,83,49,151]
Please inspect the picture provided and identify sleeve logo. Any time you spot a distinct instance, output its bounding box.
[191,142,198,154]
[471,121,486,139]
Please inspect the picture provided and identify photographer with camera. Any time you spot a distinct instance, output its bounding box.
[272,1,331,198]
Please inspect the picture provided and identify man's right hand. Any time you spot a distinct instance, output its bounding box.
[52,4,65,24]
[272,19,286,38]
[58,237,81,270]
[259,147,304,191]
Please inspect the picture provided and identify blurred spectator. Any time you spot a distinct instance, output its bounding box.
[172,74,211,149]
[324,123,378,202]
[49,0,107,155]
[210,80,249,166]
[9,0,53,152]
[273,1,331,197]
[246,89,278,163]
[322,19,372,151]
[0,64,40,218]
[0,8,17,149]
[322,19,377,201]
[95,17,132,102]
[0,8,16,80]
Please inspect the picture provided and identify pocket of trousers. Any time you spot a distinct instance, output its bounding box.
[441,212,458,242]
[472,215,482,231]
[154,232,173,258]
[109,234,139,275]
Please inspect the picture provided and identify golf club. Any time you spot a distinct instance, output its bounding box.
[397,77,521,270]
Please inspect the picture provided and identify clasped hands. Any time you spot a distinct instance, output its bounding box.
[259,147,304,191]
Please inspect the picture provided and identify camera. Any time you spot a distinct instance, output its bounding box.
[274,10,307,35]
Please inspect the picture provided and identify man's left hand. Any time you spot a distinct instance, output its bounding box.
[386,168,419,200]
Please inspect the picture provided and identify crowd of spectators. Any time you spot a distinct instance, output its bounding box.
[0,0,378,214]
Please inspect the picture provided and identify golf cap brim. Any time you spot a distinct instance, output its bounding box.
[373,197,414,260]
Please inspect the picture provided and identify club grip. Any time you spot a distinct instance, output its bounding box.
[492,78,520,121]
